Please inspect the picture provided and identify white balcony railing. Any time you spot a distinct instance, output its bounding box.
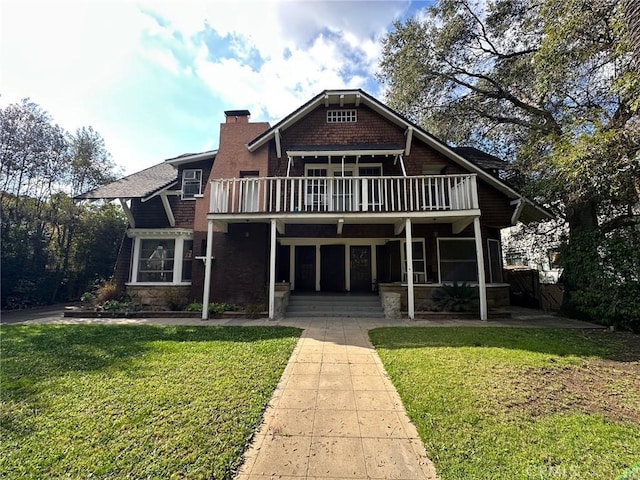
[210,174,478,214]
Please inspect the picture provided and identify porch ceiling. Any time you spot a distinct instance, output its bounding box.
[208,210,479,234]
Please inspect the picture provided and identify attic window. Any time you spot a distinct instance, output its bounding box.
[182,169,202,199]
[327,109,357,123]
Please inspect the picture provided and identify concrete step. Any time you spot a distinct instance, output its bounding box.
[287,294,384,318]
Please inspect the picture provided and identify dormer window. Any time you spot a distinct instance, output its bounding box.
[327,109,357,123]
[182,169,202,199]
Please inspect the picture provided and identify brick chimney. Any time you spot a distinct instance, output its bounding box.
[224,109,251,124]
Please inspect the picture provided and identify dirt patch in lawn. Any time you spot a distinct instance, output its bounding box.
[496,333,640,424]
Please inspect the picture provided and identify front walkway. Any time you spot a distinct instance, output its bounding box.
[236,318,437,480]
[2,307,603,479]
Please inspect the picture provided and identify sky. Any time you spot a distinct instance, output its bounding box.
[1,0,432,175]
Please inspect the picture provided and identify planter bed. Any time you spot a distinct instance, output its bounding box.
[63,309,267,319]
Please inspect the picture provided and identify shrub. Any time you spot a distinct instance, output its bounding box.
[163,289,189,311]
[80,291,97,308]
[96,280,119,304]
[245,303,265,319]
[184,302,243,315]
[432,282,479,312]
[101,299,139,313]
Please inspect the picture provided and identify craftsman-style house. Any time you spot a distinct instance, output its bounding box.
[78,89,550,320]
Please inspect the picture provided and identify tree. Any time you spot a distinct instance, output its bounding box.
[1,99,124,308]
[378,0,640,328]
[67,126,118,197]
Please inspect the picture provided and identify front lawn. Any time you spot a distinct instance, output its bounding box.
[370,327,640,480]
[1,324,300,479]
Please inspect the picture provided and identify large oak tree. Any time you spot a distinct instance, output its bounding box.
[379,0,640,328]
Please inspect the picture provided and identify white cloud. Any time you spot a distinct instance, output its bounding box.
[1,0,414,175]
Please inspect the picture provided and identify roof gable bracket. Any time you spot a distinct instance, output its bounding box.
[405,126,413,155]
[275,127,282,158]
[119,199,135,228]
[160,192,176,227]
[394,220,405,235]
[286,156,293,177]
[510,198,525,225]
[399,155,407,177]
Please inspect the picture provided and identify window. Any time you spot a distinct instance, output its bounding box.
[182,169,202,199]
[305,168,328,210]
[487,239,503,283]
[401,239,427,283]
[326,109,357,123]
[438,238,477,282]
[240,171,260,212]
[130,233,193,284]
[182,240,193,282]
[138,239,175,282]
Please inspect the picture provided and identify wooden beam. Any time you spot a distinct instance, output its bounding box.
[119,199,135,228]
[473,217,488,321]
[404,126,413,155]
[160,193,175,227]
[405,218,415,320]
[213,220,228,233]
[202,220,214,320]
[275,128,282,159]
[268,219,277,320]
[452,217,473,234]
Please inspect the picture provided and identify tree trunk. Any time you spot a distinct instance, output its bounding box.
[561,199,599,316]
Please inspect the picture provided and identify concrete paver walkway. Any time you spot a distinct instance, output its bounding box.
[236,319,438,480]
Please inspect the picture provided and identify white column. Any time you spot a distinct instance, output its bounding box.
[345,245,351,291]
[268,219,277,320]
[315,245,321,291]
[473,216,488,320]
[202,220,214,320]
[405,218,415,320]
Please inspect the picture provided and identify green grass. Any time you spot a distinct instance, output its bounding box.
[369,327,640,480]
[1,324,300,479]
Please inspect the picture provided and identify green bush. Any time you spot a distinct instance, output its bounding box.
[184,302,243,315]
[101,299,139,313]
[432,281,479,312]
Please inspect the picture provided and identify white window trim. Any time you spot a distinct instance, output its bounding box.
[127,229,194,285]
[400,238,427,284]
[437,237,477,284]
[181,169,203,200]
[327,109,357,123]
[303,163,382,212]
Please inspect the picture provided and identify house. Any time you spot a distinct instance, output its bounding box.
[77,89,551,320]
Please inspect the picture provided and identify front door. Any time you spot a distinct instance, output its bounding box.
[295,246,316,291]
[320,245,345,292]
[350,246,372,292]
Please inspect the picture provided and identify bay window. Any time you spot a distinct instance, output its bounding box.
[128,230,193,284]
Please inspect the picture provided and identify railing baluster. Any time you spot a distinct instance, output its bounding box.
[207,175,478,216]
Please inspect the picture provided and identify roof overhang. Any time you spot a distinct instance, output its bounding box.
[165,150,217,166]
[286,148,405,158]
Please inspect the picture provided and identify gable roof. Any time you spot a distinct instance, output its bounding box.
[247,89,554,222]
[75,162,177,200]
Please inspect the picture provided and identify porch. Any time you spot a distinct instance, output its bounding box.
[203,174,490,321]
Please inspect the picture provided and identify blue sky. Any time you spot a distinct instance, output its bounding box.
[1,0,432,174]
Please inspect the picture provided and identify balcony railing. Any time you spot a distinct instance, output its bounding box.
[210,174,478,214]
